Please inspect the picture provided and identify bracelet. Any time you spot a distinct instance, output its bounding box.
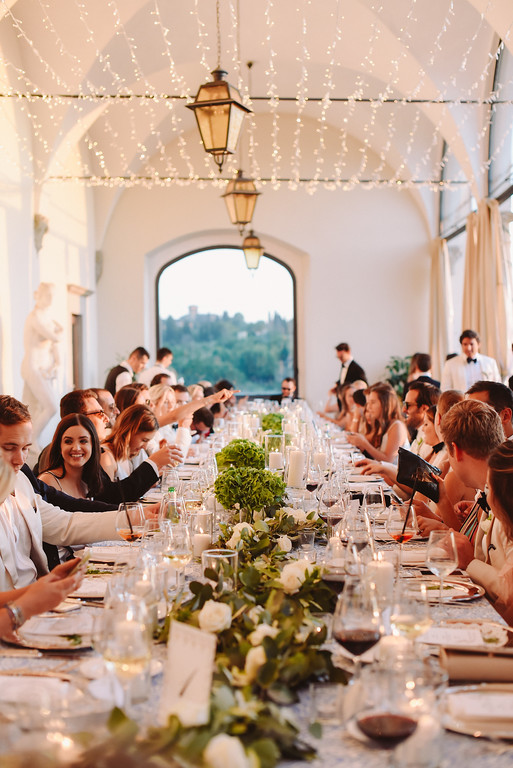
[4,602,25,631]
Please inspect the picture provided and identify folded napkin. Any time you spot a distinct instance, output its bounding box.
[440,648,513,682]
[400,549,427,566]
[447,690,513,723]
[0,675,72,702]
[85,545,133,564]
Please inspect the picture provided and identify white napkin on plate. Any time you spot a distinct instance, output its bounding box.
[70,577,108,599]
[22,612,95,637]
[447,691,513,722]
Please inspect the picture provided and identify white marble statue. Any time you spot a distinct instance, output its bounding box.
[21,282,63,448]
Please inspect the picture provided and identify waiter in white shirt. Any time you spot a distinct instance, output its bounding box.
[441,329,501,391]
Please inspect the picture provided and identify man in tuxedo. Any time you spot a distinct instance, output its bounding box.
[403,353,440,397]
[441,330,500,391]
[335,343,367,386]
[104,346,150,394]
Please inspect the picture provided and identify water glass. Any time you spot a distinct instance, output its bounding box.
[201,548,238,590]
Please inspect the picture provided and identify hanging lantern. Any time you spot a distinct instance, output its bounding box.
[222,170,260,233]
[186,69,251,173]
[242,230,264,270]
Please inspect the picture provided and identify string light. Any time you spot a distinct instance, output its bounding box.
[0,0,510,202]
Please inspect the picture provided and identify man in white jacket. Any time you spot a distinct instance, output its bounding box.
[0,395,128,591]
[441,329,501,391]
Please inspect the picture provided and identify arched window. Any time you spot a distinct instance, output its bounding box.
[157,247,296,395]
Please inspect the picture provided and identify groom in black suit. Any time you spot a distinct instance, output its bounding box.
[335,342,367,386]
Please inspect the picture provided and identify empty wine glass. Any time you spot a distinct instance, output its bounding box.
[364,485,386,523]
[425,530,458,605]
[332,576,381,680]
[385,503,418,566]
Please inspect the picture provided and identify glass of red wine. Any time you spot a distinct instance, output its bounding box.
[352,664,420,751]
[332,576,381,680]
[385,503,418,567]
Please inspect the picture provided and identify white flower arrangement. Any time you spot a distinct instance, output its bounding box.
[226,521,255,549]
[198,600,233,633]
[248,623,279,646]
[276,558,314,594]
[204,734,250,768]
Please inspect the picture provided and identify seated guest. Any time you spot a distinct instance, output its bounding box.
[172,384,190,406]
[115,384,149,413]
[90,388,119,429]
[403,353,440,397]
[418,400,504,536]
[150,373,173,387]
[0,396,139,589]
[147,384,192,457]
[466,380,513,439]
[452,440,513,614]
[37,389,179,505]
[191,407,214,442]
[101,404,173,481]
[38,414,103,499]
[318,383,356,430]
[214,379,238,409]
[346,383,408,463]
[279,377,296,404]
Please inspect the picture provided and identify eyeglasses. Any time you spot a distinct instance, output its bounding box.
[85,409,108,420]
[403,402,418,410]
[282,387,292,391]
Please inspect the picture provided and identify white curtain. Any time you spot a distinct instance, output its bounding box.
[462,199,513,377]
[429,237,454,380]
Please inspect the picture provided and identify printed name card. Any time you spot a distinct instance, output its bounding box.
[159,620,217,726]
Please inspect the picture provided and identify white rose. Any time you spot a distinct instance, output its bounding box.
[276,535,292,552]
[204,734,249,768]
[248,623,279,646]
[289,507,307,523]
[277,559,313,594]
[244,645,267,682]
[247,605,264,624]
[226,522,254,548]
[198,600,232,633]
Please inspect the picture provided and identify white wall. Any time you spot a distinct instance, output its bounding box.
[98,180,430,407]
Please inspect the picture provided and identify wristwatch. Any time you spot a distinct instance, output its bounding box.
[4,602,25,631]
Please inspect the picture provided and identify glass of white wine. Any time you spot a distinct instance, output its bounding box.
[390,582,432,645]
[425,530,458,605]
[98,596,151,715]
[163,523,193,593]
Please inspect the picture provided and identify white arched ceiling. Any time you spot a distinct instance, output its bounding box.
[1,0,511,236]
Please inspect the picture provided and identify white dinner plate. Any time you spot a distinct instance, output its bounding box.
[403,577,484,603]
[442,683,513,739]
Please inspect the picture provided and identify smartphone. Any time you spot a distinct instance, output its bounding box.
[67,551,91,576]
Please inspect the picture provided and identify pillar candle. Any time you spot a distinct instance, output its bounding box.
[268,451,284,470]
[287,450,306,487]
[366,559,394,603]
[313,451,327,471]
[193,533,212,558]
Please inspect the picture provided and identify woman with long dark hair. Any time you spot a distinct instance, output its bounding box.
[346,383,408,463]
[38,414,103,498]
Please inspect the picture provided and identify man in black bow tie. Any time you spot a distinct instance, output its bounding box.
[440,329,500,391]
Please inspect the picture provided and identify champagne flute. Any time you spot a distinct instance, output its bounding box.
[425,530,458,605]
[332,576,381,680]
[163,523,193,593]
[385,503,418,566]
[116,502,146,545]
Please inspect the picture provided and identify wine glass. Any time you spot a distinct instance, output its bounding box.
[332,576,381,680]
[351,664,420,751]
[390,582,432,644]
[97,596,151,715]
[425,530,458,605]
[364,484,386,523]
[385,503,418,566]
[116,502,146,545]
[163,523,193,594]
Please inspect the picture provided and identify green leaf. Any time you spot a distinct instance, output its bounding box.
[248,738,281,768]
[257,658,279,686]
[308,721,323,740]
[266,683,297,705]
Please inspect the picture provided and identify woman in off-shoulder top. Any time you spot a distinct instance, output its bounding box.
[346,382,408,464]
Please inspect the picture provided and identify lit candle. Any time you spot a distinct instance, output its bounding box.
[193,533,212,558]
[287,449,306,487]
[366,559,394,603]
[269,451,284,470]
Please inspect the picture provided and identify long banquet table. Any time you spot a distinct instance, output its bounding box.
[1,413,513,767]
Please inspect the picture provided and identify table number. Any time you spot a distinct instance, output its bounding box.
[159,620,217,726]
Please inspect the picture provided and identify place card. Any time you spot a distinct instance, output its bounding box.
[419,626,484,647]
[159,620,217,727]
